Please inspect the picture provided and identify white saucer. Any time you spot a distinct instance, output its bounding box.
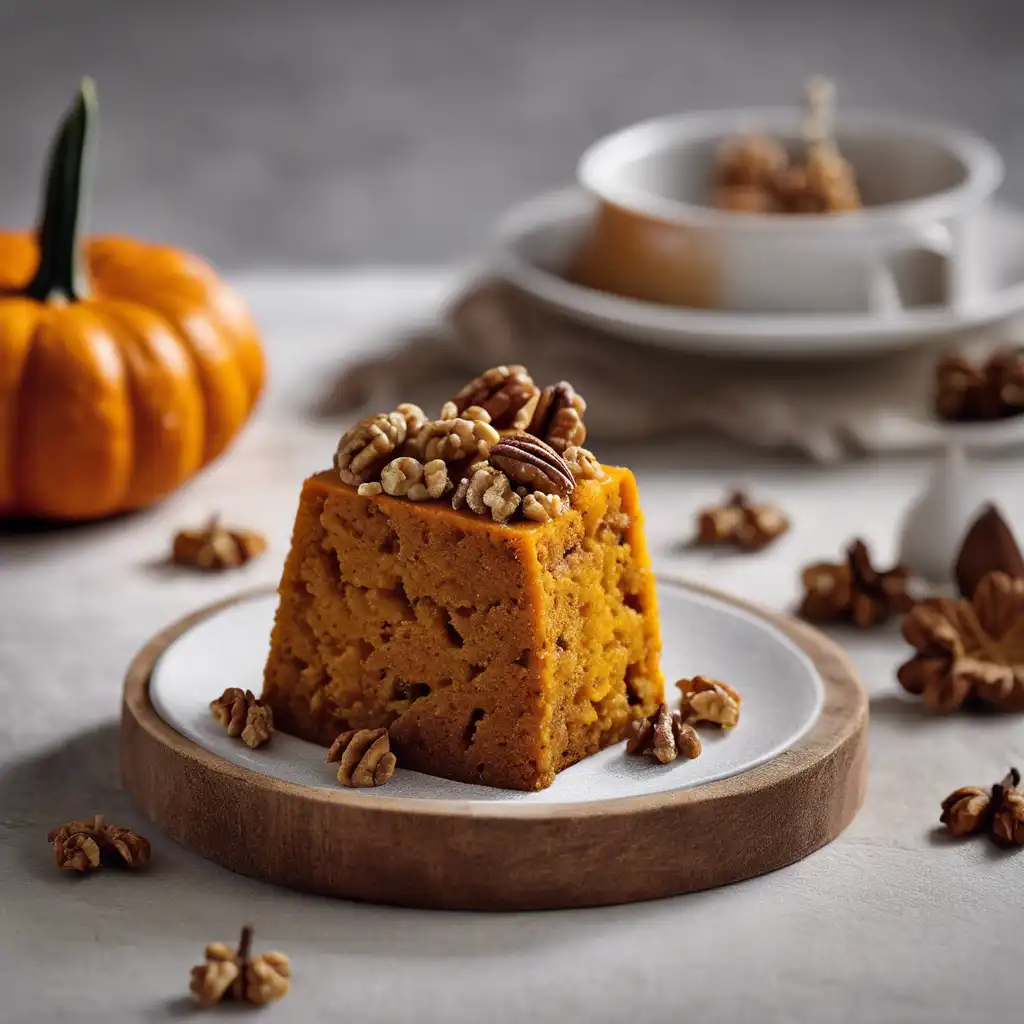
[489,188,1024,359]
[149,581,823,807]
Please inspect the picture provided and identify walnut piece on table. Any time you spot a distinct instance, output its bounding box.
[800,538,913,628]
[48,814,151,872]
[190,924,291,1009]
[172,515,266,571]
[696,490,789,552]
[898,571,1024,713]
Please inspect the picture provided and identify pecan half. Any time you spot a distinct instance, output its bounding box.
[625,703,702,764]
[448,365,540,429]
[488,434,575,498]
[327,728,397,787]
[527,382,587,452]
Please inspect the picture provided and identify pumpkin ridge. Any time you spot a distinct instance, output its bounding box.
[0,301,45,513]
[84,299,205,510]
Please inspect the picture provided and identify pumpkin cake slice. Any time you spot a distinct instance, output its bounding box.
[262,368,663,791]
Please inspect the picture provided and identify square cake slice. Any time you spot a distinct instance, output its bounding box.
[262,465,662,791]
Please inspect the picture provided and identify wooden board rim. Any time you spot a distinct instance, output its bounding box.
[121,577,868,909]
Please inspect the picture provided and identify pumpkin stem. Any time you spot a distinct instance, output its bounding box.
[23,78,97,304]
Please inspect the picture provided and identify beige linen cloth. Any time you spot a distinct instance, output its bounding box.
[318,279,1015,462]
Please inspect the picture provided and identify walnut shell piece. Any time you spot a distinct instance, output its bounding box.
[954,504,1024,599]
[327,728,398,787]
[334,411,408,485]
[488,434,575,498]
[940,786,992,837]
[527,381,587,452]
[448,364,540,429]
[676,676,743,728]
[625,703,702,764]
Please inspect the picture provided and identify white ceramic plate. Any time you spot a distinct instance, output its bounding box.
[489,188,1024,358]
[150,580,824,807]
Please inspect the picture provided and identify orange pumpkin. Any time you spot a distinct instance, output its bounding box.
[0,80,264,520]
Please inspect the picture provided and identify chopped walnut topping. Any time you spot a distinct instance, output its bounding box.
[522,491,565,523]
[357,482,383,497]
[210,688,274,748]
[382,456,426,497]
[334,411,408,485]
[420,414,500,462]
[940,786,992,837]
[395,402,427,440]
[676,676,743,728]
[898,572,1024,712]
[488,434,575,498]
[456,463,521,523]
[527,382,587,452]
[326,728,397,787]
[172,516,266,571]
[190,924,291,1009]
[562,445,606,481]
[696,491,789,551]
[448,365,540,429]
[421,459,451,499]
[48,814,151,872]
[626,703,702,763]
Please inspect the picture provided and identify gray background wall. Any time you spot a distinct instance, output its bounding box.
[0,0,1020,269]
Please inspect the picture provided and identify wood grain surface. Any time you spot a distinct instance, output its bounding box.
[120,580,868,911]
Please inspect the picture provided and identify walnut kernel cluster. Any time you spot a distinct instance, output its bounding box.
[333,366,606,524]
[940,768,1024,847]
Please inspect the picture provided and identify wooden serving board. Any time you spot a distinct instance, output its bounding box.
[121,581,867,911]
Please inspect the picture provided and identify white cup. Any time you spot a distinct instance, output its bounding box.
[573,109,1004,315]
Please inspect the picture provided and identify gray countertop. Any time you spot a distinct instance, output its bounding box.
[1,0,1022,269]
[1,270,1022,1022]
